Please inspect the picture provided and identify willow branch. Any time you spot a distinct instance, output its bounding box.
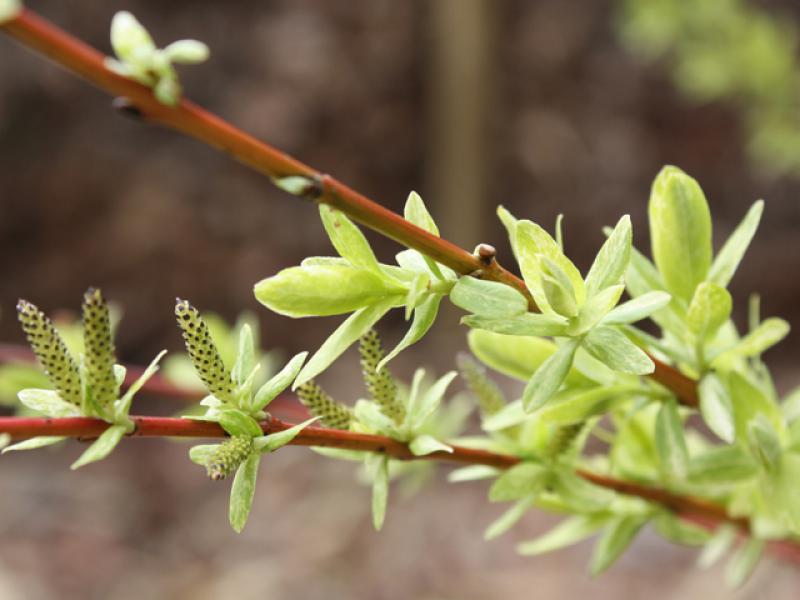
[0,9,699,407]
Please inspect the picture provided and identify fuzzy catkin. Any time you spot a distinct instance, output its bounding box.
[547,422,586,459]
[296,381,353,430]
[457,353,506,416]
[359,329,405,422]
[206,435,253,480]
[81,288,117,409]
[174,299,235,403]
[17,299,82,405]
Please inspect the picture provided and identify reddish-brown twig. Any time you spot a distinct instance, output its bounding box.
[0,9,699,407]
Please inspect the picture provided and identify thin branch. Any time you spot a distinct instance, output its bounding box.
[0,9,699,407]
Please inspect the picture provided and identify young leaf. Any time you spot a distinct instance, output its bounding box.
[747,415,782,471]
[522,338,580,412]
[708,200,764,287]
[482,400,527,432]
[409,435,453,456]
[219,409,263,438]
[648,166,712,302]
[488,463,548,502]
[229,453,260,533]
[497,205,520,258]
[370,454,390,531]
[450,277,528,318]
[572,284,625,334]
[517,514,609,556]
[541,273,579,318]
[537,386,632,426]
[70,424,128,470]
[379,294,442,370]
[353,399,399,436]
[582,326,654,375]
[408,371,457,431]
[687,282,732,340]
[17,388,82,418]
[590,515,647,575]
[585,215,632,296]
[553,471,615,511]
[461,313,569,337]
[688,446,757,484]
[251,351,308,411]
[404,191,440,236]
[231,324,256,388]
[698,373,735,443]
[403,272,429,320]
[293,298,396,389]
[601,291,671,326]
[254,417,319,453]
[319,205,382,275]
[655,398,689,478]
[254,264,404,318]
[698,524,737,568]
[653,513,711,546]
[2,436,66,453]
[713,318,790,365]
[448,465,499,483]
[189,443,219,466]
[485,497,536,541]
[724,538,763,588]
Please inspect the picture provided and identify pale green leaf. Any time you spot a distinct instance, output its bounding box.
[655,398,689,478]
[2,436,65,453]
[189,443,219,466]
[17,389,81,417]
[728,371,783,443]
[688,446,757,484]
[582,326,654,375]
[724,538,763,588]
[252,352,308,411]
[404,191,439,236]
[448,465,499,483]
[698,524,737,568]
[293,299,396,388]
[403,272,429,320]
[408,371,457,431]
[354,399,399,436]
[572,284,625,334]
[713,318,790,365]
[485,497,535,540]
[115,350,167,419]
[409,435,452,456]
[517,514,609,556]
[488,463,548,502]
[378,294,441,371]
[653,513,711,546]
[538,386,632,426]
[553,471,615,511]
[370,454,390,530]
[219,409,263,438]
[747,415,782,471]
[585,215,632,296]
[319,205,383,275]
[648,166,712,302]
[522,338,580,412]
[601,291,671,326]
[229,453,260,533]
[110,11,156,63]
[461,313,569,337]
[254,417,319,453]
[497,205,520,258]
[450,277,528,318]
[687,282,732,340]
[698,374,735,443]
[70,424,127,470]
[709,200,764,287]
[231,324,255,387]
[482,400,526,432]
[590,515,647,574]
[162,39,210,64]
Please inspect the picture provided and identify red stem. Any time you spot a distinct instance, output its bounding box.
[0,9,698,407]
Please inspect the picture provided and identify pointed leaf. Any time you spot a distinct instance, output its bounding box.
[517,514,609,556]
[319,205,382,275]
[409,435,453,456]
[590,515,647,574]
[585,215,632,296]
[522,338,580,412]
[409,371,457,430]
[461,313,568,337]
[655,398,689,478]
[488,463,548,502]
[252,352,308,411]
[370,454,390,530]
[2,436,65,453]
[17,388,81,417]
[709,200,764,287]
[254,417,319,453]
[219,410,263,438]
[450,277,528,318]
[583,326,654,375]
[378,295,441,371]
[229,453,260,533]
[485,497,536,540]
[687,282,732,340]
[601,291,671,326]
[724,538,763,588]
[231,324,255,387]
[699,373,735,443]
[572,284,625,334]
[448,465,499,483]
[115,350,166,419]
[70,424,127,470]
[698,524,737,568]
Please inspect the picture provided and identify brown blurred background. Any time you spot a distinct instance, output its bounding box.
[2,1,800,598]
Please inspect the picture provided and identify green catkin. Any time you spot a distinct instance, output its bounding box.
[359,329,405,422]
[456,353,506,416]
[546,422,586,459]
[206,435,253,480]
[81,288,117,409]
[296,381,353,430]
[174,299,235,403]
[16,299,82,405]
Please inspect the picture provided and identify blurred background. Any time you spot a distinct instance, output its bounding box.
[2,0,800,598]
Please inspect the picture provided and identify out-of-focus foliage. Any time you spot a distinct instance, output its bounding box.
[617,0,800,175]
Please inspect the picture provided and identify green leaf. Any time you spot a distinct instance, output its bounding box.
[162,39,210,64]
[698,374,735,443]
[653,513,711,546]
[450,277,528,318]
[115,350,167,420]
[481,400,526,431]
[538,386,632,426]
[585,215,632,296]
[448,465,499,483]
[689,446,757,484]
[687,282,732,340]
[17,388,82,418]
[461,313,569,337]
[110,11,156,63]
[729,371,783,443]
[713,318,790,365]
[648,166,712,302]
[601,291,671,326]
[497,205,520,258]
[485,497,536,540]
[251,352,308,412]
[293,298,396,389]
[403,272,429,320]
[517,514,609,556]
[572,284,625,334]
[378,294,441,371]
[2,436,65,453]
[582,326,654,375]
[254,264,404,318]
[408,371,457,431]
[708,200,764,287]
[229,453,260,533]
[522,338,580,412]
[231,324,255,387]
[655,398,689,478]
[189,443,219,466]
[254,417,319,453]
[747,415,782,471]
[698,524,737,568]
[724,538,763,588]
[488,463,548,502]
[219,410,263,438]
[319,205,383,275]
[70,424,127,470]
[409,435,453,456]
[590,515,647,575]
[369,454,390,530]
[553,471,615,511]
[404,191,440,236]
[273,175,315,196]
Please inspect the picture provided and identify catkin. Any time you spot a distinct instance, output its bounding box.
[296,381,353,430]
[547,422,586,459]
[206,435,253,480]
[175,298,235,403]
[81,288,117,409]
[456,353,506,416]
[359,329,405,422]
[17,299,82,405]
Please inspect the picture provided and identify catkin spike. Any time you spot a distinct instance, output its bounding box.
[296,381,353,430]
[174,299,235,403]
[359,329,405,422]
[206,435,253,480]
[547,422,586,459]
[457,353,506,416]
[16,299,82,405]
[81,288,118,409]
